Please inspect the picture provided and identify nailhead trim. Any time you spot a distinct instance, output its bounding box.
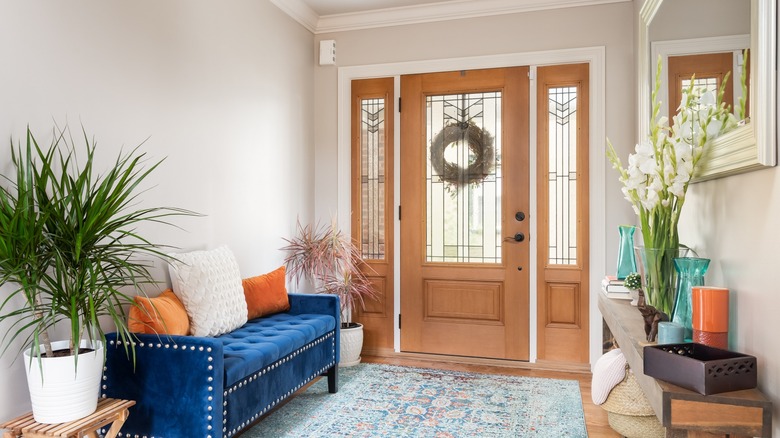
[103,338,219,438]
[222,331,337,437]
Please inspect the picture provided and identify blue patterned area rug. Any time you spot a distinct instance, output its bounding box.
[242,363,588,437]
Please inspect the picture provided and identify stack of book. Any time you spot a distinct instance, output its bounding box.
[601,275,632,300]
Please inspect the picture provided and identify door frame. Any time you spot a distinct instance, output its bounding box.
[336,47,606,366]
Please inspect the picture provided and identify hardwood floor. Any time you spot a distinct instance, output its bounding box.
[362,354,621,438]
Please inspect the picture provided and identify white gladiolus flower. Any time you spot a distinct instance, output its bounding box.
[678,120,693,140]
[674,141,692,160]
[669,182,685,198]
[649,176,663,192]
[638,155,658,175]
[669,174,688,197]
[635,141,654,157]
[706,118,723,138]
[699,90,716,107]
[642,188,659,210]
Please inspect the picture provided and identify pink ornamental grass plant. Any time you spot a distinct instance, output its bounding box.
[282,220,377,325]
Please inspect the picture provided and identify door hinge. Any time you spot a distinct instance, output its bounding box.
[398,205,402,220]
[398,314,401,330]
[398,97,402,113]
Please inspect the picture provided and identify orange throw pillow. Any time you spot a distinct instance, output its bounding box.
[243,266,290,319]
[128,289,190,335]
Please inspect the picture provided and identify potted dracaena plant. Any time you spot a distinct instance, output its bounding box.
[282,219,377,366]
[0,125,194,424]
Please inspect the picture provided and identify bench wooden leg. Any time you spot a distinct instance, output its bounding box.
[326,365,338,393]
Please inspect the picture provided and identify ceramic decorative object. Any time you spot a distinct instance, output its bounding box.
[339,323,364,367]
[24,341,104,424]
[692,286,730,349]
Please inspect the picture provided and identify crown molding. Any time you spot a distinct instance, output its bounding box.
[314,0,631,34]
[270,0,318,33]
[273,0,632,34]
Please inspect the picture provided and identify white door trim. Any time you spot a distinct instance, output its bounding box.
[337,46,606,367]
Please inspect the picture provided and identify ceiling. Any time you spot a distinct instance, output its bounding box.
[272,0,631,34]
[300,0,458,17]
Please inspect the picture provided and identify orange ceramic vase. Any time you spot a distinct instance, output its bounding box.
[692,286,729,349]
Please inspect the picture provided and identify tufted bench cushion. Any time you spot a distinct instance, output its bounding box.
[217,312,337,386]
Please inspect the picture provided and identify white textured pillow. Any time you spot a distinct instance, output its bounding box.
[168,246,248,337]
[591,348,627,405]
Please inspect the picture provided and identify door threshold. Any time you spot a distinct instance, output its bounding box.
[362,349,591,374]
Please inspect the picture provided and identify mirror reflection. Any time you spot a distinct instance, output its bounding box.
[650,0,750,123]
[639,0,776,181]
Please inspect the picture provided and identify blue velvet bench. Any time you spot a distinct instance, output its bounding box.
[101,293,340,438]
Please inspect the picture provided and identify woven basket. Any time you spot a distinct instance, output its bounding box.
[602,370,664,438]
[607,411,665,438]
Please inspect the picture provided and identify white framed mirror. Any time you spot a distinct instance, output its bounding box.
[638,0,777,182]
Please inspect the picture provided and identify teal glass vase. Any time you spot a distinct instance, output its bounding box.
[672,257,710,342]
[616,225,637,280]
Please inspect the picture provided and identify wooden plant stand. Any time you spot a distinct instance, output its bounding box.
[0,398,135,438]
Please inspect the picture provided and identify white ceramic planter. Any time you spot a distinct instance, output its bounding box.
[339,323,363,367]
[24,340,104,424]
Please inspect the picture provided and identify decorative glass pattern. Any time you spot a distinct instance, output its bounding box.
[425,92,502,263]
[360,98,385,260]
[547,86,578,265]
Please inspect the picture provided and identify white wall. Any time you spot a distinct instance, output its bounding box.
[0,0,315,421]
[679,168,780,435]
[649,0,749,41]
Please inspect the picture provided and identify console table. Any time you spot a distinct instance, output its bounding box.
[598,293,772,437]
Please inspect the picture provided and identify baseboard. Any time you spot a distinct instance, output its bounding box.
[362,351,592,374]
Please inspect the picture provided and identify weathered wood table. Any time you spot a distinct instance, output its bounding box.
[599,293,772,437]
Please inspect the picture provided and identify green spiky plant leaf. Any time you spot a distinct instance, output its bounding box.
[0,124,198,363]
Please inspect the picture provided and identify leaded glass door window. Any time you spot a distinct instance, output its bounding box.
[360,97,386,260]
[426,92,502,264]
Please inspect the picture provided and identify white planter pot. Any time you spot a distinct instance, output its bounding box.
[24,339,104,424]
[339,323,363,367]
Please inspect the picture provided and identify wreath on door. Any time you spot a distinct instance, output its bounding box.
[430,122,495,187]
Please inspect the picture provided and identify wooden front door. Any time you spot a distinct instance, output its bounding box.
[399,67,530,360]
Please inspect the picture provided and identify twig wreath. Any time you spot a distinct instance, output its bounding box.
[430,121,495,188]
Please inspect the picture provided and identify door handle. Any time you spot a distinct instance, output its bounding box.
[506,232,525,242]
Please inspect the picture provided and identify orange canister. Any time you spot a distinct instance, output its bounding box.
[692,286,729,332]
